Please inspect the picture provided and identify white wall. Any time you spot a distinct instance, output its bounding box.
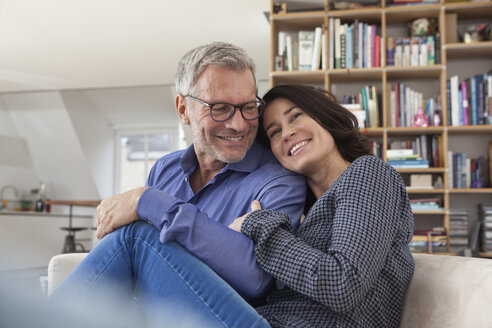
[0,96,39,197]
[60,91,114,198]
[1,92,100,200]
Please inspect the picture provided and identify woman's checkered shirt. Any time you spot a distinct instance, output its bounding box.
[242,155,415,328]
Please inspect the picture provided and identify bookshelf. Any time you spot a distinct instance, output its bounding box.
[268,0,492,255]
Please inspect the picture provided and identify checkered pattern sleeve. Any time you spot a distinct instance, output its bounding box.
[242,155,414,316]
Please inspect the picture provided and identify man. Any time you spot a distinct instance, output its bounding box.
[52,42,306,326]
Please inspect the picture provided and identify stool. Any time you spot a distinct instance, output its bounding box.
[60,227,87,253]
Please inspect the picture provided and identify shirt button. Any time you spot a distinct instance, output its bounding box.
[184,176,188,182]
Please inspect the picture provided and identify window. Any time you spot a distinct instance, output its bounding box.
[115,129,178,193]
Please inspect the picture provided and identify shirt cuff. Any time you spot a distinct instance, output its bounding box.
[137,186,179,225]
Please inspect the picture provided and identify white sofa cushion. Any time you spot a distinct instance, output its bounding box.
[400,254,492,328]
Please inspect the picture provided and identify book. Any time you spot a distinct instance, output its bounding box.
[286,35,294,71]
[427,35,435,65]
[435,33,441,64]
[387,149,414,157]
[346,24,353,69]
[395,38,403,66]
[311,27,323,70]
[461,80,469,126]
[410,37,419,66]
[334,18,341,68]
[403,38,410,66]
[419,36,427,66]
[358,22,364,68]
[387,159,430,168]
[340,24,347,69]
[387,36,395,66]
[329,18,334,69]
[490,141,492,186]
[450,75,460,126]
[354,19,359,68]
[375,35,381,67]
[298,30,315,71]
[366,24,372,68]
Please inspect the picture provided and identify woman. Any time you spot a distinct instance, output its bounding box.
[230,84,414,327]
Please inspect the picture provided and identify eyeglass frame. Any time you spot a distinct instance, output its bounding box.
[184,95,264,122]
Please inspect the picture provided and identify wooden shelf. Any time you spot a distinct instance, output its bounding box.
[480,252,492,258]
[446,125,492,135]
[271,11,325,21]
[386,65,443,79]
[445,1,492,19]
[412,252,452,256]
[387,126,444,135]
[449,188,492,194]
[360,127,385,136]
[327,8,382,21]
[385,4,441,23]
[412,209,446,215]
[445,41,492,59]
[329,67,383,82]
[407,188,446,194]
[270,70,325,84]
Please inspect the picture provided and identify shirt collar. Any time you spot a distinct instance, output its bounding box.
[179,142,267,175]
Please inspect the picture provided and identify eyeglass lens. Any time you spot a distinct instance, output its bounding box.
[211,102,261,121]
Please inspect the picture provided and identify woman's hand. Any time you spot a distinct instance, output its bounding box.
[229,200,262,232]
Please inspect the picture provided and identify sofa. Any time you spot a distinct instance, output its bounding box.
[48,253,492,327]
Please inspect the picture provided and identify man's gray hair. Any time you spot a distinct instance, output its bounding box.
[175,41,256,96]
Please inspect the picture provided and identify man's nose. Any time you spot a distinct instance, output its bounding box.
[224,109,248,131]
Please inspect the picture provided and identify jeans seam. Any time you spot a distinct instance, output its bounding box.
[82,244,126,296]
[134,236,230,328]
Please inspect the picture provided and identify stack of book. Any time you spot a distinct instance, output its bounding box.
[388,82,441,128]
[409,197,443,211]
[449,209,469,252]
[387,35,438,67]
[446,72,492,127]
[480,204,492,253]
[277,27,325,72]
[386,148,429,169]
[329,18,381,69]
[340,85,380,128]
[388,135,441,168]
[447,151,488,189]
[410,227,447,253]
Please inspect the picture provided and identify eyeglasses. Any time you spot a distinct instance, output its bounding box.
[184,95,264,122]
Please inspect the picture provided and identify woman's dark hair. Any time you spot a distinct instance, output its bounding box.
[258,84,373,163]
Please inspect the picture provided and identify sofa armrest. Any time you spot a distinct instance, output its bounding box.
[400,254,492,328]
[47,253,88,296]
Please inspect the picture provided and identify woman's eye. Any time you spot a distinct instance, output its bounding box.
[269,129,280,139]
[290,112,302,122]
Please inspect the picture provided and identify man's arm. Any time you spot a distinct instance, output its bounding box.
[137,174,306,301]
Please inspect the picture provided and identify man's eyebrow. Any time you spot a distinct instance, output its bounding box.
[265,106,298,132]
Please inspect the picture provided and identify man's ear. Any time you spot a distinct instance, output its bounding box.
[176,94,190,125]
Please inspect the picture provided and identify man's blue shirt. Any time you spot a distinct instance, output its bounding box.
[136,142,306,300]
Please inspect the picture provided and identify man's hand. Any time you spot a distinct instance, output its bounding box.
[229,200,262,232]
[96,186,148,239]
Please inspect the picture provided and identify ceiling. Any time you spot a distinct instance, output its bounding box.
[0,0,271,93]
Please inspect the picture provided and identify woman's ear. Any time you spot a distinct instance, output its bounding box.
[176,94,190,125]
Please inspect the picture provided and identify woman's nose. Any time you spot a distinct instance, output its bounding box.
[282,127,295,141]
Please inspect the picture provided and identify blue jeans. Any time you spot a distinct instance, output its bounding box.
[51,221,270,328]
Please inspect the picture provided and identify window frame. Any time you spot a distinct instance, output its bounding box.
[114,127,179,194]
